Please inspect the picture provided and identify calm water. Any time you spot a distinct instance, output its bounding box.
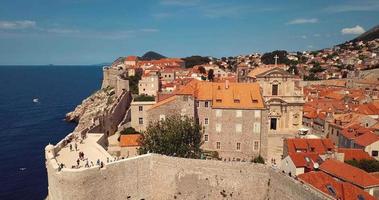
[0,65,102,200]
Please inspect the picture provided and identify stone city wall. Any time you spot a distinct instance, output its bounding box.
[46,153,328,200]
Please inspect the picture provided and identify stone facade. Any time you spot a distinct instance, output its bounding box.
[46,153,327,200]
[138,74,160,96]
[146,82,268,161]
[130,101,156,132]
[248,67,304,134]
[101,66,130,96]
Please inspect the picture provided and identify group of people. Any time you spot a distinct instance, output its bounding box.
[69,143,78,152]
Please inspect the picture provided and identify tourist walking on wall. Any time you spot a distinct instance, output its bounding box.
[74,143,78,151]
[69,144,72,151]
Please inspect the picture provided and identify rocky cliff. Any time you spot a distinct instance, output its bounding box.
[65,86,117,131]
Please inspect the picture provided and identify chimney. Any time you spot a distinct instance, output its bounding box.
[225,80,229,89]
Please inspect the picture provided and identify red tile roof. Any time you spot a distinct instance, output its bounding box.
[286,138,334,155]
[125,56,138,61]
[289,153,321,170]
[119,134,142,147]
[354,131,379,147]
[337,148,374,161]
[320,159,379,188]
[298,171,376,200]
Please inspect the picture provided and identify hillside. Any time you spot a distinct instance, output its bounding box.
[140,51,166,61]
[352,24,379,42]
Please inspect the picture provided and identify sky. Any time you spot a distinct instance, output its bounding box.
[0,0,378,65]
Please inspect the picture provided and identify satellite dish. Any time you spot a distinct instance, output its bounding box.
[314,162,319,170]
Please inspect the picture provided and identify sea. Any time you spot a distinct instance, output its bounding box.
[0,65,103,200]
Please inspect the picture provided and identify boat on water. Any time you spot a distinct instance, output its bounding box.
[33,98,39,103]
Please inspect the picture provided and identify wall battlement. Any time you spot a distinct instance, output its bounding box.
[46,153,328,200]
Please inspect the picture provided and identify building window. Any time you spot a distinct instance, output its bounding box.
[204,134,208,142]
[270,118,277,130]
[254,122,261,133]
[236,142,241,150]
[216,109,222,117]
[253,141,259,151]
[372,151,378,157]
[236,124,242,133]
[205,101,209,107]
[216,123,222,132]
[236,110,242,117]
[139,106,143,111]
[216,142,221,149]
[159,114,165,121]
[204,118,209,125]
[272,84,278,96]
[139,117,143,124]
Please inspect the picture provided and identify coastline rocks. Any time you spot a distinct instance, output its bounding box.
[65,87,117,131]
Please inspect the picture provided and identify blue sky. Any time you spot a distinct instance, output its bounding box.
[0,0,378,65]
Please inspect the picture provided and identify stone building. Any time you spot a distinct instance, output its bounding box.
[138,72,160,96]
[144,80,268,161]
[101,66,129,96]
[130,100,156,132]
[247,66,304,134]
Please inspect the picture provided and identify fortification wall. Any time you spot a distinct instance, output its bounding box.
[46,154,327,200]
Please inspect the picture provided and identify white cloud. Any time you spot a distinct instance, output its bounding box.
[287,18,318,25]
[0,20,36,29]
[341,25,365,35]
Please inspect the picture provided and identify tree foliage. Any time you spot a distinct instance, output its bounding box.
[138,115,203,158]
[207,69,214,81]
[252,155,265,164]
[261,50,289,65]
[128,70,142,94]
[134,94,155,101]
[198,66,206,74]
[183,56,211,68]
[120,127,138,135]
[346,159,379,173]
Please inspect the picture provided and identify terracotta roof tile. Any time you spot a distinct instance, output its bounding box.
[298,171,376,200]
[320,159,379,188]
[337,148,374,161]
[354,132,379,147]
[120,134,142,147]
[173,79,265,109]
[289,153,321,170]
[286,138,334,155]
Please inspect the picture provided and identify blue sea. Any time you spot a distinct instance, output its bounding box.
[0,65,102,200]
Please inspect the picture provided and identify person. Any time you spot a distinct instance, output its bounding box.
[76,159,80,166]
[74,143,78,151]
[100,161,104,168]
[91,161,94,167]
[107,157,109,163]
[96,159,100,166]
[69,144,72,151]
[85,160,89,168]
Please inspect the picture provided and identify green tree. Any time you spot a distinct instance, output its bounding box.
[346,159,379,172]
[138,115,203,158]
[120,127,138,135]
[128,70,142,94]
[252,155,265,164]
[207,69,214,81]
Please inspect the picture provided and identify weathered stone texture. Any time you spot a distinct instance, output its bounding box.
[47,154,327,200]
